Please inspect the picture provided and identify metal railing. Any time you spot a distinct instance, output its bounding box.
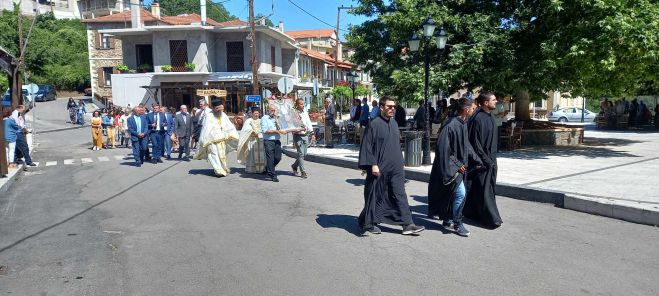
[77,0,130,13]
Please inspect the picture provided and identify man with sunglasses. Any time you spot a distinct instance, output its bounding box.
[357,96,425,236]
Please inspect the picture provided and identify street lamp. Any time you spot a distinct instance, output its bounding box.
[346,70,360,103]
[408,16,446,165]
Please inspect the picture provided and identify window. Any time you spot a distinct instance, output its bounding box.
[169,40,188,72]
[226,42,244,72]
[101,67,113,87]
[271,46,276,72]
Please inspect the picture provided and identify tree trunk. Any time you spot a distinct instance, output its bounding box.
[514,90,531,121]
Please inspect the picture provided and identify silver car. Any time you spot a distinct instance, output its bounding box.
[548,107,597,122]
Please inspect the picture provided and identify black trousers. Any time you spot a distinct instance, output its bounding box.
[264,140,282,177]
[178,136,189,158]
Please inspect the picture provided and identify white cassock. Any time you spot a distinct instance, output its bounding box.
[194,111,239,176]
[236,118,266,173]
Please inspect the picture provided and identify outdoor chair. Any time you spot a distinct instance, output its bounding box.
[616,115,629,129]
[596,116,607,129]
[500,125,522,150]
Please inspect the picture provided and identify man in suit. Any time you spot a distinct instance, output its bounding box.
[162,106,175,160]
[174,104,194,160]
[127,106,149,167]
[147,103,166,164]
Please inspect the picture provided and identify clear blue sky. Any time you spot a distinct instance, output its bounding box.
[220,0,370,40]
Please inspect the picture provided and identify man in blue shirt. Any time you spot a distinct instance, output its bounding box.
[261,104,286,182]
[360,98,370,127]
[146,104,166,163]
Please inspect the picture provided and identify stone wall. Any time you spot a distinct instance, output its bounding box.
[87,23,125,99]
[522,128,584,146]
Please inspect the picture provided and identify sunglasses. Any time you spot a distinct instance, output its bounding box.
[383,105,396,109]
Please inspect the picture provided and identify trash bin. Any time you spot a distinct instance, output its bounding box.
[403,131,423,167]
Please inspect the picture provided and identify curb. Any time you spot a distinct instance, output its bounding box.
[0,164,25,193]
[37,124,89,134]
[283,148,659,226]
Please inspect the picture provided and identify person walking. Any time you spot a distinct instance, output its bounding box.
[174,105,193,160]
[105,109,117,149]
[464,92,503,228]
[357,96,425,236]
[369,100,379,119]
[261,104,287,182]
[427,98,482,237]
[147,104,166,164]
[237,108,266,173]
[360,98,370,127]
[127,106,149,167]
[77,99,86,125]
[291,99,314,179]
[323,98,335,148]
[90,111,103,150]
[194,99,239,177]
[67,98,77,124]
[162,106,175,159]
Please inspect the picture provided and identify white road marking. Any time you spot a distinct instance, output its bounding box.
[64,159,74,165]
[45,161,57,166]
[98,156,110,162]
[81,158,93,164]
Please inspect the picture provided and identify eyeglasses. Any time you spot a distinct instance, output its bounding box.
[384,105,396,109]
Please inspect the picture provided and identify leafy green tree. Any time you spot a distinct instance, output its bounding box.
[347,0,659,120]
[159,0,237,22]
[0,10,90,91]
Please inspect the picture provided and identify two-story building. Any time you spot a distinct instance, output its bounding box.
[83,3,298,114]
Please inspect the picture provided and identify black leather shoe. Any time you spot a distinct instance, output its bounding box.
[157,158,163,163]
[272,176,280,182]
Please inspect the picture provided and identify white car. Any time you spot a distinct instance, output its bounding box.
[548,107,597,122]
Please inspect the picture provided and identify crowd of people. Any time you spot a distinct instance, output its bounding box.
[357,93,502,237]
[599,97,658,128]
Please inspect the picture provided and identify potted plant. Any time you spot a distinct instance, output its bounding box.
[116,64,129,73]
[184,63,196,72]
[137,64,151,73]
[161,65,173,72]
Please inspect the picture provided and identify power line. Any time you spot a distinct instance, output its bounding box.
[286,0,350,32]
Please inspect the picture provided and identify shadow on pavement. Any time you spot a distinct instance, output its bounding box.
[499,146,641,159]
[315,214,362,237]
[188,169,219,177]
[411,195,428,204]
[345,178,365,186]
[582,137,644,146]
[231,167,268,180]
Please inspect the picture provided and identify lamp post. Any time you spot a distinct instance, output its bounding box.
[409,17,447,165]
[347,71,359,103]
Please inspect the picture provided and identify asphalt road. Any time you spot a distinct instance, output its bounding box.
[1,100,658,295]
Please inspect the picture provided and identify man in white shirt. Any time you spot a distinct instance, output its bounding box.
[292,99,314,179]
[11,105,36,167]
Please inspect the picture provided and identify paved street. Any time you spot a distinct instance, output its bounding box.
[1,100,658,295]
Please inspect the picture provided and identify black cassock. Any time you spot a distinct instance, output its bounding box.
[428,117,481,220]
[464,109,503,227]
[357,116,412,228]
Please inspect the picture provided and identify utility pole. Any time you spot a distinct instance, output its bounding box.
[249,0,259,96]
[334,6,353,88]
[12,12,24,108]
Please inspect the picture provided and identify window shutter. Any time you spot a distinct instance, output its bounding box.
[94,31,101,49]
[97,68,104,87]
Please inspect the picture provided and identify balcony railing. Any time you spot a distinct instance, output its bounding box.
[78,0,131,13]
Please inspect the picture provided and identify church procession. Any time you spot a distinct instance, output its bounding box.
[2,0,658,295]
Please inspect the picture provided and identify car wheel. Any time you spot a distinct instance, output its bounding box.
[559,117,568,123]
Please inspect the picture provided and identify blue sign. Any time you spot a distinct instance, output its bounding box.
[246,95,261,103]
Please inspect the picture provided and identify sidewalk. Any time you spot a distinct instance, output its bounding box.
[282,127,659,226]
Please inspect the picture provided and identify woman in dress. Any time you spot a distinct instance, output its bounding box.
[90,111,103,150]
[236,108,265,174]
[67,98,77,124]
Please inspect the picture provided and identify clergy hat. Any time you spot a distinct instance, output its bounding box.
[211,98,223,107]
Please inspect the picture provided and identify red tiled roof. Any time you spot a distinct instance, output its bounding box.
[81,9,159,23]
[299,47,352,69]
[82,9,245,27]
[286,29,336,39]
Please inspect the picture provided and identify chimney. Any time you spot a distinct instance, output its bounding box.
[130,0,141,28]
[151,1,161,19]
[200,0,206,25]
[278,21,284,32]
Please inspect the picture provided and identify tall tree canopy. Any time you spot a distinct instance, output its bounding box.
[0,9,89,91]
[159,0,237,22]
[346,0,658,114]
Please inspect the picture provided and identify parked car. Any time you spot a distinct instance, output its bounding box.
[1,89,33,110]
[548,107,597,122]
[30,84,57,102]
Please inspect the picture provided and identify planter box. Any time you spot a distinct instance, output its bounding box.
[521,127,584,146]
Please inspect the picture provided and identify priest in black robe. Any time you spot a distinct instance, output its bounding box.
[464,92,503,228]
[428,98,482,237]
[357,96,425,236]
